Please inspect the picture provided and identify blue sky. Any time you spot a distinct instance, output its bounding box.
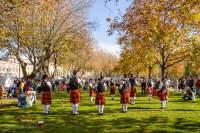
[88,0,131,56]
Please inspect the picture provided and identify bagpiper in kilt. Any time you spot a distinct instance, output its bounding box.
[89,79,95,102]
[120,74,131,113]
[130,87,136,104]
[156,78,168,109]
[69,71,81,115]
[95,76,105,115]
[109,81,116,100]
[146,79,154,101]
[40,74,52,115]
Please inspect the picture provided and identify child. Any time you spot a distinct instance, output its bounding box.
[26,90,37,107]
[18,93,27,108]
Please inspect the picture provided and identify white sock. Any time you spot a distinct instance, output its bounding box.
[111,95,115,100]
[163,101,166,108]
[122,104,125,112]
[72,104,75,114]
[125,104,128,112]
[74,104,78,114]
[44,105,49,114]
[100,105,104,114]
[90,97,93,102]
[132,98,135,104]
[131,97,135,104]
[148,95,152,101]
[97,105,100,113]
[161,101,165,108]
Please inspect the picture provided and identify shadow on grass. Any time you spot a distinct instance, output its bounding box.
[1,91,200,133]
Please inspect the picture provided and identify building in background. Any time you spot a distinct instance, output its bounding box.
[0,55,64,78]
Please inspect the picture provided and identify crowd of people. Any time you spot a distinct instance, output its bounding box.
[1,72,200,115]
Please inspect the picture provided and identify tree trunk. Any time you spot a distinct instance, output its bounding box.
[16,56,28,78]
[20,62,28,78]
[148,66,152,79]
[161,65,165,79]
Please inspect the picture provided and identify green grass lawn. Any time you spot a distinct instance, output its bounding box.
[1,89,200,133]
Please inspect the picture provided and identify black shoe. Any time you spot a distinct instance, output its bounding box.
[71,112,78,115]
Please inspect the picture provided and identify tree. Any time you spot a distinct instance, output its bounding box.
[0,0,94,78]
[87,46,118,75]
[108,0,199,78]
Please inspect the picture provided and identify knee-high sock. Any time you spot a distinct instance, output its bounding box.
[111,95,115,100]
[131,97,135,104]
[148,95,152,101]
[100,105,104,113]
[163,101,166,108]
[161,101,166,108]
[72,104,75,114]
[90,97,93,102]
[74,104,78,114]
[97,105,100,113]
[122,104,126,112]
[44,105,49,113]
[125,104,128,112]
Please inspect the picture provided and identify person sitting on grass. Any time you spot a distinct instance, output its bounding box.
[183,87,196,101]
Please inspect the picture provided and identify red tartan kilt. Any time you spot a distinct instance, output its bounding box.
[157,90,167,101]
[70,90,80,104]
[110,87,115,95]
[41,92,52,105]
[146,87,153,94]
[130,88,136,97]
[89,88,95,97]
[120,91,130,104]
[95,93,105,105]
[60,87,65,92]
[152,87,158,96]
